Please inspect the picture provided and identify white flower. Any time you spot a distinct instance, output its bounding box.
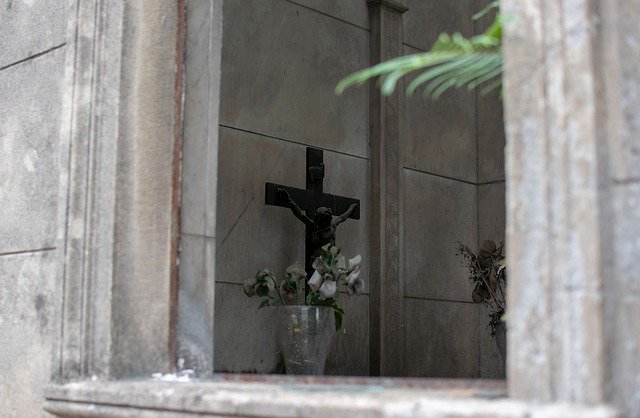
[312,257,330,274]
[347,255,362,271]
[333,254,347,272]
[242,277,258,296]
[345,270,365,295]
[286,261,306,279]
[308,270,323,291]
[346,270,360,287]
[319,279,337,300]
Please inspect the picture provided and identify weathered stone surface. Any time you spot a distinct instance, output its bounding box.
[326,294,369,376]
[181,0,222,237]
[609,183,640,415]
[215,127,369,287]
[44,380,622,418]
[177,234,215,375]
[0,0,68,68]
[605,1,640,182]
[478,182,506,244]
[403,298,481,377]
[214,282,281,373]
[220,0,369,157]
[477,91,506,183]
[403,45,477,183]
[0,250,59,417]
[0,47,65,254]
[402,0,474,52]
[288,0,369,29]
[403,169,477,301]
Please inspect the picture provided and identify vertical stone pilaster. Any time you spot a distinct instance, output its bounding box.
[367,0,407,377]
[502,1,640,415]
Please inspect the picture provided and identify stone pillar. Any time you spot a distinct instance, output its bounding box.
[503,0,640,415]
[367,0,407,377]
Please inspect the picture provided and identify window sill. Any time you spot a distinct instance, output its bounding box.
[43,375,616,418]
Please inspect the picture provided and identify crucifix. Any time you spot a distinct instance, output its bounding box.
[265,147,360,278]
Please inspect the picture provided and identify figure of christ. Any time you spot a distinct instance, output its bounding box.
[277,188,358,261]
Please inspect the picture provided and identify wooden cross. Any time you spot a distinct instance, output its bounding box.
[265,147,360,277]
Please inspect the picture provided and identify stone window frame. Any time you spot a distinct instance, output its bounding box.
[43,0,631,417]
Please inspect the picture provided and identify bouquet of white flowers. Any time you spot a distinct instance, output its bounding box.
[243,244,363,330]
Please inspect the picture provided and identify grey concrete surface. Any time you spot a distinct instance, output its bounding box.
[403,169,477,302]
[0,0,68,68]
[478,182,506,245]
[288,0,369,29]
[403,298,481,378]
[219,0,369,157]
[0,251,59,418]
[402,45,478,183]
[402,0,474,52]
[0,47,66,254]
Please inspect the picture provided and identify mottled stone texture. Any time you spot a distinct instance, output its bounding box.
[0,2,68,415]
[0,48,65,253]
[400,0,506,378]
[178,0,372,374]
[503,0,640,415]
[0,0,69,68]
[0,252,59,417]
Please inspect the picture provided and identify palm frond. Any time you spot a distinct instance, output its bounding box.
[335,7,503,99]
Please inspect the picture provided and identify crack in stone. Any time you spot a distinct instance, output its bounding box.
[216,196,255,254]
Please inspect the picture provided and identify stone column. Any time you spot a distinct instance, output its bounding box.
[367,0,407,377]
[503,0,640,415]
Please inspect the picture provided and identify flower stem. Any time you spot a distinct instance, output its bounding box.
[267,276,286,306]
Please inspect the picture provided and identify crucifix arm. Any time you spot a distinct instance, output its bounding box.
[332,202,358,227]
[277,188,315,226]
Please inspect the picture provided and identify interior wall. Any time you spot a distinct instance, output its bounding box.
[401,0,506,378]
[180,0,506,378]
[209,0,371,375]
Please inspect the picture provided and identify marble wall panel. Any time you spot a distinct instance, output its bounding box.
[402,46,477,183]
[402,0,474,52]
[477,91,506,183]
[403,297,481,378]
[0,251,59,416]
[0,48,65,253]
[478,182,506,245]
[0,0,68,68]
[403,170,477,301]
[325,293,369,376]
[220,0,369,157]
[214,282,281,373]
[287,0,369,29]
[216,127,370,288]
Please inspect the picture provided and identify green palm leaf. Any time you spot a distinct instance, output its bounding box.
[335,5,503,99]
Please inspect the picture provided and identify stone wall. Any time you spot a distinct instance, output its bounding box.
[401,0,505,378]
[179,0,506,378]
[179,0,371,375]
[0,0,70,415]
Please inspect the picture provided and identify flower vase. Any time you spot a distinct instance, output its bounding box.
[273,305,335,375]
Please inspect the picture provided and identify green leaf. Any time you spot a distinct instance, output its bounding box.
[258,298,273,310]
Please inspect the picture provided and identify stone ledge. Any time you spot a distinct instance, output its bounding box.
[43,377,619,418]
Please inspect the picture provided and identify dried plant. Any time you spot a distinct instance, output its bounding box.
[457,240,506,336]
